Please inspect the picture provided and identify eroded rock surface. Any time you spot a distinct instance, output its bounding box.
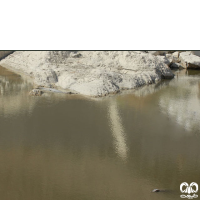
[0,51,174,97]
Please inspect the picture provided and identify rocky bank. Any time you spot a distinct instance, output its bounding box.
[0,51,178,97]
[167,51,200,69]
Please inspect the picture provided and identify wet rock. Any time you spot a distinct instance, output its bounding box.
[179,51,200,69]
[170,62,184,69]
[29,89,43,96]
[158,65,175,79]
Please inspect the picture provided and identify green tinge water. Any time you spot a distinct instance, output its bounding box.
[0,66,200,200]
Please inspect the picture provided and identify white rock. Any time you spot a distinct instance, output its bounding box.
[0,51,174,97]
[179,51,200,69]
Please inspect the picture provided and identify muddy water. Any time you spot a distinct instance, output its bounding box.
[1,66,200,200]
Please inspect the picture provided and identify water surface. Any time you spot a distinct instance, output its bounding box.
[1,66,200,200]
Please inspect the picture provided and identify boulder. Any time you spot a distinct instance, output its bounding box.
[179,51,200,69]
[0,51,175,97]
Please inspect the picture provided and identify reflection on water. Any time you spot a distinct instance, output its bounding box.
[108,101,128,160]
[158,69,200,132]
[1,65,200,200]
[0,66,36,117]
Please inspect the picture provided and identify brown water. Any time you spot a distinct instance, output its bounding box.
[0,66,200,200]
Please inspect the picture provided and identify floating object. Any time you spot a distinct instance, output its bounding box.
[152,189,160,192]
[29,89,43,96]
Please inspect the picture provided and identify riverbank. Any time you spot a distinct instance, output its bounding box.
[0,51,176,97]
